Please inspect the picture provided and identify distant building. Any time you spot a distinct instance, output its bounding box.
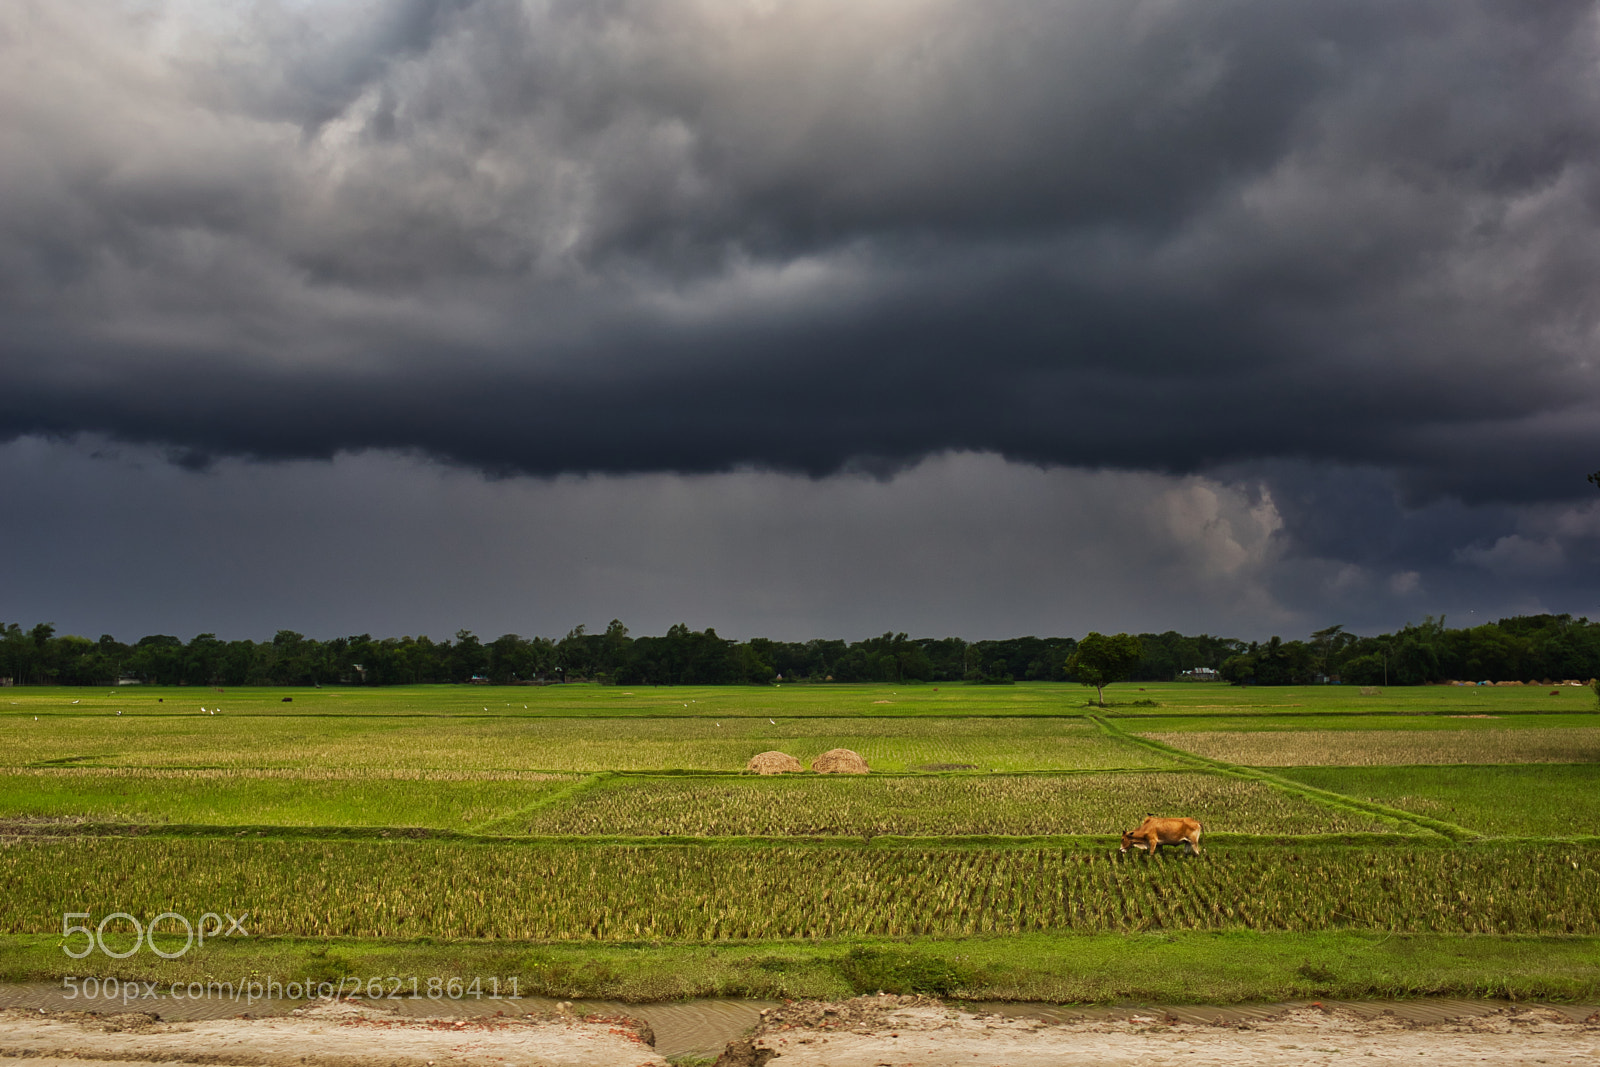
[1180,667,1220,681]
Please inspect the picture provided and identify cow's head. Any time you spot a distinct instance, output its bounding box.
[1119,830,1141,853]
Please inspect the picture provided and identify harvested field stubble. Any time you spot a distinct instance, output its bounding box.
[2,839,1595,941]
[523,773,1403,837]
[1142,728,1600,766]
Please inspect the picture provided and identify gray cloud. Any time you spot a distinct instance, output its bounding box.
[0,437,1468,641]
[3,437,1595,643]
[1,0,1598,635]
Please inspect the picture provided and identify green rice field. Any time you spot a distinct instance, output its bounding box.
[0,769,575,830]
[0,681,1597,1002]
[1,713,1161,773]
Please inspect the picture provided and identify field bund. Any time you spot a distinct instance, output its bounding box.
[1,682,1598,1004]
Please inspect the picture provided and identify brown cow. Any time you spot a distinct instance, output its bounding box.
[1120,814,1202,856]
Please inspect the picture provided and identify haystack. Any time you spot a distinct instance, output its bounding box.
[746,750,804,775]
[812,748,869,774]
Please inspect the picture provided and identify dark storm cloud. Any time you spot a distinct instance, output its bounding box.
[2,0,1598,518]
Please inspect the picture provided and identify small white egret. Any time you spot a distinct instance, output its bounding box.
[71,699,80,704]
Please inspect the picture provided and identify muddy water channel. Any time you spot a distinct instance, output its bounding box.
[1,983,1594,1061]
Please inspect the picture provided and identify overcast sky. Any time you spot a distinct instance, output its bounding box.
[3,0,1598,644]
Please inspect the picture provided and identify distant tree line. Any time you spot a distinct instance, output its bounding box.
[1215,616,1600,686]
[0,614,1596,687]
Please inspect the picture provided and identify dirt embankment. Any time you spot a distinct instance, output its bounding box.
[0,999,665,1067]
[5,995,1600,1066]
[715,994,1600,1067]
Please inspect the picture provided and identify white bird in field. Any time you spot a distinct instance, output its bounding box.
[71,699,80,704]
[117,710,122,716]
[770,719,776,725]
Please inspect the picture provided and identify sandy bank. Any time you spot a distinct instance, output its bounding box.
[715,995,1600,1066]
[0,999,664,1067]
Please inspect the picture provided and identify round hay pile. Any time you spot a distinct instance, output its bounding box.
[746,750,804,775]
[812,748,869,774]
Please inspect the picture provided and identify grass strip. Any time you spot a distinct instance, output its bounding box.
[3,931,1598,1005]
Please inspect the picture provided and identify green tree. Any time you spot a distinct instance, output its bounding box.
[451,629,487,681]
[1067,632,1144,705]
[1219,652,1256,685]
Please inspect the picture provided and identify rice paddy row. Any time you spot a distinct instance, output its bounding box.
[0,769,1404,836]
[518,772,1405,837]
[3,839,1596,941]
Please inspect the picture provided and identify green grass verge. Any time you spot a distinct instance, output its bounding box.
[2,930,1597,1004]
